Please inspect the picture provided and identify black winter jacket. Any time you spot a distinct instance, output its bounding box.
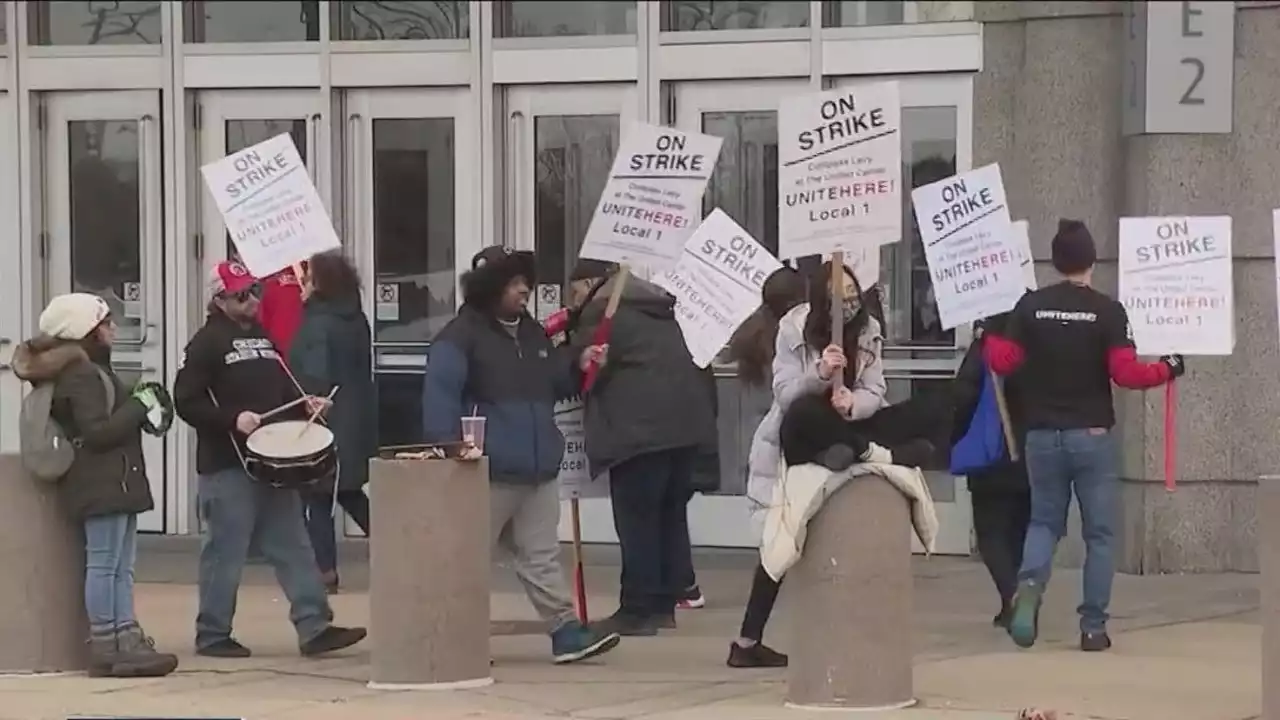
[13,338,153,519]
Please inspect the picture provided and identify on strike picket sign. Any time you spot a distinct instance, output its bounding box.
[1119,216,1234,355]
[657,209,783,368]
[201,133,340,278]
[555,397,609,501]
[1012,220,1038,290]
[911,163,1024,330]
[578,122,723,273]
[778,82,902,260]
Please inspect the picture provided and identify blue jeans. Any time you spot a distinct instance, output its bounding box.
[1018,428,1119,633]
[196,467,331,649]
[84,513,139,635]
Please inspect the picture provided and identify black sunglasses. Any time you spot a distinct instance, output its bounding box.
[223,283,263,303]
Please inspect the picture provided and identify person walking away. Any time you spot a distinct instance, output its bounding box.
[723,266,804,667]
[13,293,178,678]
[983,219,1184,652]
[174,260,367,658]
[569,264,717,637]
[290,251,377,594]
[421,246,620,665]
[951,311,1030,629]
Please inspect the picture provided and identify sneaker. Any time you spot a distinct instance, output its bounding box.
[300,626,367,656]
[320,570,340,595]
[1008,581,1043,649]
[593,610,659,637]
[1080,631,1112,652]
[677,585,706,610]
[726,641,788,668]
[195,638,252,658]
[550,621,621,664]
[112,625,179,677]
[815,443,859,472]
[992,610,1012,629]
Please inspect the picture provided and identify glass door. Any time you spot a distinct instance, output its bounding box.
[835,74,975,554]
[673,79,807,548]
[42,90,166,532]
[504,84,637,544]
[0,91,19,454]
[343,87,473,536]
[196,90,324,283]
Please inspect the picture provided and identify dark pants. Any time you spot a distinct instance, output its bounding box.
[971,490,1030,612]
[303,490,371,576]
[779,392,949,468]
[609,446,696,618]
[739,563,781,642]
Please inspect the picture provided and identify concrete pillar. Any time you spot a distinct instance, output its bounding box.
[367,457,491,690]
[0,455,89,674]
[1260,475,1280,720]
[786,475,914,710]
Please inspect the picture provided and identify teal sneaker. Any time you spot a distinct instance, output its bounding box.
[550,621,621,664]
[1008,581,1043,649]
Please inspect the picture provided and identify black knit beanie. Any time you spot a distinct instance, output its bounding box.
[1050,219,1097,275]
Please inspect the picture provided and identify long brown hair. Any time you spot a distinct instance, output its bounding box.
[802,261,874,388]
[728,266,805,387]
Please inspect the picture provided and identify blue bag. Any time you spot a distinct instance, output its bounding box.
[949,359,1007,475]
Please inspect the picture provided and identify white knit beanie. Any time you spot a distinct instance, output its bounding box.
[38,293,111,341]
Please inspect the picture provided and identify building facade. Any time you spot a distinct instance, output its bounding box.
[0,1,1268,572]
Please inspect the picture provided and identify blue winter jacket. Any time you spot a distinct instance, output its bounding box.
[421,304,581,485]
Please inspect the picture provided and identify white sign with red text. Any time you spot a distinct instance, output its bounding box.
[555,398,609,500]
[911,163,1023,330]
[201,132,340,278]
[657,209,783,368]
[778,82,902,260]
[578,123,724,273]
[1119,215,1233,356]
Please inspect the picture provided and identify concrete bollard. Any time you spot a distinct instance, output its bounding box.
[0,454,89,674]
[1261,476,1280,720]
[786,474,915,710]
[368,457,491,690]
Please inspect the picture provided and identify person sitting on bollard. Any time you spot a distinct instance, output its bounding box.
[422,246,620,665]
[773,261,943,472]
[14,293,178,678]
[290,251,377,595]
[173,260,367,659]
[723,265,806,668]
[951,312,1031,630]
[568,262,717,637]
[983,219,1183,652]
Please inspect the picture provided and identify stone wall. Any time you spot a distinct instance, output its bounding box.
[973,1,1280,572]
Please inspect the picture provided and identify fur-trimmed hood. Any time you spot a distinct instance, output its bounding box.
[11,336,90,383]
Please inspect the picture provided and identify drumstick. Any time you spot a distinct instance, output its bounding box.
[295,386,340,440]
[259,396,308,421]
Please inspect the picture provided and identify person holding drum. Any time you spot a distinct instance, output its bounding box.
[422,245,620,665]
[173,260,367,659]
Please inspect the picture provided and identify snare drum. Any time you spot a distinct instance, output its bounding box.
[244,421,338,489]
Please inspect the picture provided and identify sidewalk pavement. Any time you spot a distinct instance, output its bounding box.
[0,543,1261,720]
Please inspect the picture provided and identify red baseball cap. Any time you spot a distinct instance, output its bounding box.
[207,260,258,300]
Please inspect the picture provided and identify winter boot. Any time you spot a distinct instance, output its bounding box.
[109,624,179,677]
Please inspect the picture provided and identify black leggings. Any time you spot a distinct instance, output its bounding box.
[739,563,781,642]
[779,391,950,467]
[971,490,1030,610]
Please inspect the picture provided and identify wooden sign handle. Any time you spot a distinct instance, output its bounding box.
[830,252,845,390]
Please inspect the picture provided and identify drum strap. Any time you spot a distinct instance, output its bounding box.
[205,388,261,483]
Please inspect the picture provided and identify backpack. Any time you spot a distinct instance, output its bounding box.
[20,366,116,482]
[949,358,1007,475]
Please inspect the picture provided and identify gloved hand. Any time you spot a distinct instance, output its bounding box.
[132,385,161,411]
[1159,354,1186,379]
